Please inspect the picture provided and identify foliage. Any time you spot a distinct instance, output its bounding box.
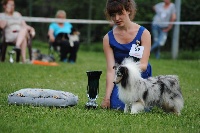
[179,0,200,51]
[0,0,199,50]
[0,42,200,133]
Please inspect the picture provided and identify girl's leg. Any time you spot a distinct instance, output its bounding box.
[155,30,167,59]
[16,27,28,48]
[20,38,27,63]
[155,47,160,59]
[16,27,28,62]
[151,25,159,52]
[110,85,125,110]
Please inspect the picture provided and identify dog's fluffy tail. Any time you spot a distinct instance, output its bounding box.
[158,75,182,94]
[158,75,184,115]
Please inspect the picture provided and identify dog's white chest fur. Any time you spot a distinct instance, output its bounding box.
[118,84,140,104]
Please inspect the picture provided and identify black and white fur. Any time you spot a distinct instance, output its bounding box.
[32,49,55,62]
[113,58,184,115]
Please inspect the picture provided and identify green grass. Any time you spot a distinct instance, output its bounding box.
[0,41,200,133]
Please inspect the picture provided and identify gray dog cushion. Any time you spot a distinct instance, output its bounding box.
[8,88,78,107]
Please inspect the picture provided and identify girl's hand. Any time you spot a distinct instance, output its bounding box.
[101,98,110,109]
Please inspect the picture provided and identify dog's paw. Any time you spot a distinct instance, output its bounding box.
[124,109,128,113]
[130,102,144,114]
[130,106,141,114]
[130,109,139,114]
[124,104,129,113]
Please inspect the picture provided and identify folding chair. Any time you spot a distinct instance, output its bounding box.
[48,41,60,59]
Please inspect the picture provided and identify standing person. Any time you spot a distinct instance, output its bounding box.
[101,0,152,110]
[0,0,35,63]
[151,0,176,59]
[48,10,72,62]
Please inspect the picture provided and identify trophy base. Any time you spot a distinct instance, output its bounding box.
[85,100,98,109]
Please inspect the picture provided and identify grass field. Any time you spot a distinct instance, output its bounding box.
[0,42,200,133]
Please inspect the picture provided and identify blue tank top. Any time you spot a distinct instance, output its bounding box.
[108,26,145,64]
[108,26,152,110]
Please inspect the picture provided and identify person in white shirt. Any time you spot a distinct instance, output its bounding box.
[151,0,176,59]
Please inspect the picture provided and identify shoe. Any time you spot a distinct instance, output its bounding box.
[69,60,75,64]
[62,58,68,62]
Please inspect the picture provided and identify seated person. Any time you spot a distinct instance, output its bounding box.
[48,10,71,62]
[0,0,35,63]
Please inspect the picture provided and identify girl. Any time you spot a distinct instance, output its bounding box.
[101,0,152,110]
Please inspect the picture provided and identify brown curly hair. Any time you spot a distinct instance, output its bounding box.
[105,0,137,21]
[1,0,14,5]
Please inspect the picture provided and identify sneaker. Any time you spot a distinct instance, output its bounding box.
[69,60,75,64]
[62,58,68,62]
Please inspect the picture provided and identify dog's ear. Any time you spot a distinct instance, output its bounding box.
[119,66,129,88]
[119,66,128,76]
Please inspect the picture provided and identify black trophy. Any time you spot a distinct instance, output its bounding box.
[85,71,102,109]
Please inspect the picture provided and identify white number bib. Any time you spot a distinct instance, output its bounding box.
[129,44,144,59]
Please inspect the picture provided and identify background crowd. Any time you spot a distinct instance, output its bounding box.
[0,0,80,63]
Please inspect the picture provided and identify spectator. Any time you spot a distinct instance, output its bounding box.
[0,0,35,63]
[151,0,176,59]
[101,0,152,110]
[48,10,80,63]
